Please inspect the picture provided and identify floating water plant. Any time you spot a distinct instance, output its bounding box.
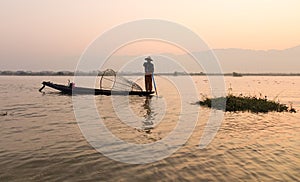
[198,95,295,113]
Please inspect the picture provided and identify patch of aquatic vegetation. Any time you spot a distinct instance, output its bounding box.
[198,95,296,113]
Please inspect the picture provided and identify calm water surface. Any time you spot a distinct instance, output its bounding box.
[0,76,299,181]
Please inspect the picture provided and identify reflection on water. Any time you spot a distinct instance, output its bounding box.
[0,76,299,181]
[142,96,154,131]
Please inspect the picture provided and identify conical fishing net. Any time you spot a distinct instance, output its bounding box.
[99,69,143,92]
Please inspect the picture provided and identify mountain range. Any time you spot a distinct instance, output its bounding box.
[213,45,300,73]
[1,45,299,73]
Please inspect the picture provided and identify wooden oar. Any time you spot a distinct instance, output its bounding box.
[152,74,158,96]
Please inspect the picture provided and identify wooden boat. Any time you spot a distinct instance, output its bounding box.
[39,81,154,96]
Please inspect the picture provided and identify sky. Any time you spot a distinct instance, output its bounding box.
[0,0,300,71]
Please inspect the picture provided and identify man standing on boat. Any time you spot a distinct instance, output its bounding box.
[143,56,154,92]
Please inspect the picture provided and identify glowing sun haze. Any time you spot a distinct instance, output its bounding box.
[0,0,299,71]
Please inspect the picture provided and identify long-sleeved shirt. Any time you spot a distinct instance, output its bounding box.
[143,61,154,74]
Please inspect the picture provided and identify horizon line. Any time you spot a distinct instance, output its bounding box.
[1,70,300,76]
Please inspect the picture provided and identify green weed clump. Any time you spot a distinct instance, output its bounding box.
[198,95,291,113]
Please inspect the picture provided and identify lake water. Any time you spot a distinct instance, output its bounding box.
[0,76,299,181]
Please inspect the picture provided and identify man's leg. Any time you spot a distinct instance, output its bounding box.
[149,74,153,91]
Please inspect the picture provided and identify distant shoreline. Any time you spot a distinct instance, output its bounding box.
[1,71,300,77]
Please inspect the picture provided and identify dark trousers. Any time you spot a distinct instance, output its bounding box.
[145,74,152,91]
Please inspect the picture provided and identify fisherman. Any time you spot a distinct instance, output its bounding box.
[67,79,75,88]
[67,79,71,87]
[143,56,154,92]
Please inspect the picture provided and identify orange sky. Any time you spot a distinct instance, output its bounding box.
[0,0,299,70]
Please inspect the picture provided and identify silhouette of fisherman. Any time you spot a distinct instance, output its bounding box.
[143,56,154,92]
